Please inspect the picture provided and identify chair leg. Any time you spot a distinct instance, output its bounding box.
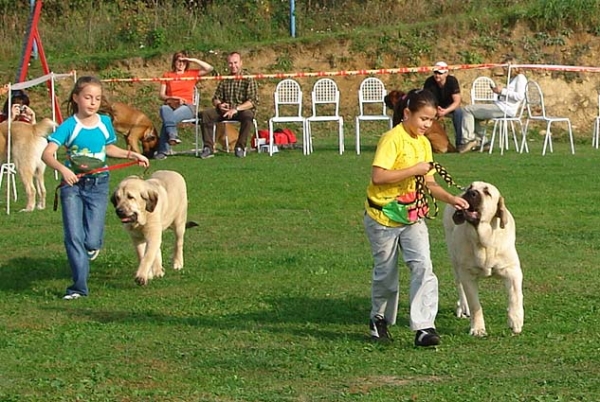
[594,119,600,149]
[542,122,552,155]
[520,120,530,154]
[268,121,274,156]
[338,120,344,155]
[355,118,360,155]
[568,121,575,154]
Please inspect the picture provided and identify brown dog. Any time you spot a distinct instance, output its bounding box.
[384,90,457,153]
[215,123,239,152]
[110,102,158,158]
[0,119,57,211]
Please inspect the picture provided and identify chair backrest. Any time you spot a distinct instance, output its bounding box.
[273,79,303,118]
[471,76,497,104]
[524,80,547,119]
[311,78,340,117]
[358,77,387,116]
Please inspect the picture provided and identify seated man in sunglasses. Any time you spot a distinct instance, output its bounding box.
[423,61,463,149]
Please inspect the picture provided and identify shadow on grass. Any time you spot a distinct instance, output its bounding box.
[40,295,415,341]
[0,257,70,292]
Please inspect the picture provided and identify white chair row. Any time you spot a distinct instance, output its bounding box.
[471,77,575,155]
[267,77,392,156]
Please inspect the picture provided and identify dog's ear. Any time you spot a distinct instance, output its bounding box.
[144,189,159,213]
[495,196,508,229]
[452,210,466,225]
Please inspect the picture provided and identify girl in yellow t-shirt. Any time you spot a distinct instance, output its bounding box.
[364,89,469,346]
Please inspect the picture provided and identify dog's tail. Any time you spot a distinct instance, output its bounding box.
[33,118,59,138]
[186,221,199,229]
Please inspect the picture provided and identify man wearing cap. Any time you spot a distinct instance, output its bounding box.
[423,61,463,148]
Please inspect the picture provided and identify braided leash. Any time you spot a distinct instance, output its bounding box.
[414,162,465,220]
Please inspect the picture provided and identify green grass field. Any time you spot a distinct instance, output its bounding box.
[0,130,598,401]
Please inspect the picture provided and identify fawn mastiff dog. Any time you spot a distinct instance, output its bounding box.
[111,170,197,285]
[110,102,158,158]
[443,181,524,337]
[384,90,457,154]
[0,118,57,211]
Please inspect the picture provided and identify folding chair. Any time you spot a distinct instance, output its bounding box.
[306,78,344,155]
[179,86,202,156]
[268,79,307,156]
[470,76,498,104]
[520,80,575,155]
[355,77,392,155]
[482,100,526,155]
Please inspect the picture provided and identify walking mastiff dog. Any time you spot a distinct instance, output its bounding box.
[443,181,524,336]
[111,170,197,285]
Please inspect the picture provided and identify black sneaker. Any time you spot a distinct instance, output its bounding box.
[369,315,392,343]
[199,147,214,159]
[415,328,440,347]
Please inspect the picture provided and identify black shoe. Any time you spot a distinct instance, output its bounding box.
[199,147,214,159]
[369,315,392,343]
[234,147,246,158]
[415,328,440,347]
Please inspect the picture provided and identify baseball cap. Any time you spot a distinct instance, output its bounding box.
[433,61,448,74]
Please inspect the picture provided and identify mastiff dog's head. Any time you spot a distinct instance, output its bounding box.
[452,181,508,228]
[110,175,159,227]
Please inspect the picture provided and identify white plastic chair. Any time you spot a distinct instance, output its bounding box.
[470,76,498,104]
[355,77,392,155]
[520,80,575,155]
[592,92,600,149]
[268,79,307,156]
[179,86,202,156]
[306,78,344,155]
[482,100,526,155]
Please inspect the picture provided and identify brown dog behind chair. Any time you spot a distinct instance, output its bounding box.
[110,102,159,158]
[384,90,457,154]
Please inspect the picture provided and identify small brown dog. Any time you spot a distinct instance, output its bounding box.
[384,90,457,153]
[215,123,239,152]
[110,102,158,158]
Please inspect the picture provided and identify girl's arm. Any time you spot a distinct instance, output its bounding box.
[425,176,469,210]
[183,57,214,75]
[41,142,79,186]
[106,144,150,167]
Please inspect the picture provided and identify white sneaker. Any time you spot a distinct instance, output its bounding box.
[87,249,100,261]
[63,293,82,300]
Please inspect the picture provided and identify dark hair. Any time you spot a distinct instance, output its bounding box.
[393,88,438,125]
[65,76,111,116]
[171,50,189,71]
[2,90,30,115]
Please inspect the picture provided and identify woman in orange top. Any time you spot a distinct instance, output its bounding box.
[155,51,213,160]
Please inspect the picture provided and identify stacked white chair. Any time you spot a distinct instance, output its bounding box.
[268,79,307,156]
[355,77,392,155]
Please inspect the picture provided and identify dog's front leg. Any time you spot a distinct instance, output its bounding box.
[133,232,162,285]
[460,276,487,337]
[453,266,470,318]
[504,267,524,334]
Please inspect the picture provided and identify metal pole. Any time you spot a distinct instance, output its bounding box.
[290,0,296,38]
[31,0,38,59]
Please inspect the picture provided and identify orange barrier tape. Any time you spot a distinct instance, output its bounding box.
[99,63,502,83]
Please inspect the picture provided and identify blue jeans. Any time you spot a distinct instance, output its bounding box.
[450,108,464,147]
[60,174,110,296]
[157,104,195,155]
[363,213,439,331]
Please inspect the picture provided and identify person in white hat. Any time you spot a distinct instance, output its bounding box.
[423,61,464,148]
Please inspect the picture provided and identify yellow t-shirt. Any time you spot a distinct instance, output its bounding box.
[365,124,434,227]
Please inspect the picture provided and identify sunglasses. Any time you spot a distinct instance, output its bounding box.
[433,70,447,75]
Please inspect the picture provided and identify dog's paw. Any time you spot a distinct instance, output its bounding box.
[134,276,149,286]
[469,327,488,337]
[508,319,523,334]
[173,260,183,270]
